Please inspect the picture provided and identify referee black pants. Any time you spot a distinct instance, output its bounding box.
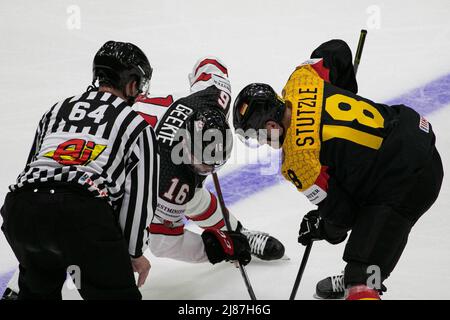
[1,184,141,300]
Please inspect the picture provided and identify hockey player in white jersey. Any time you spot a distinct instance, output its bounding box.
[133,57,286,264]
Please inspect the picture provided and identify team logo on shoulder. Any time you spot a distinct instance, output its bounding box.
[44,139,106,166]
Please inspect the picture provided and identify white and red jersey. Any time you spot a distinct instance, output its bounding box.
[132,57,238,263]
[133,56,231,126]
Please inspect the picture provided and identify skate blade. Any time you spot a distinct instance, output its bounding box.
[280,254,290,261]
[251,254,290,262]
[313,293,344,300]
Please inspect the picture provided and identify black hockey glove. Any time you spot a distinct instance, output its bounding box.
[298,210,347,246]
[202,229,251,266]
[298,210,324,245]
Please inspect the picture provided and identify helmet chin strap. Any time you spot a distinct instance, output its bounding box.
[122,86,137,105]
[86,79,98,93]
[265,122,286,148]
[126,95,137,105]
[272,99,287,146]
[278,123,286,146]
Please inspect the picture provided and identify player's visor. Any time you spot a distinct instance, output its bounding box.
[236,128,282,149]
[138,77,151,96]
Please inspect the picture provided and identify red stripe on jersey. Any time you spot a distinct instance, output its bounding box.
[137,111,158,128]
[148,223,184,235]
[135,95,174,107]
[195,59,228,76]
[315,166,330,191]
[189,192,218,222]
[310,59,330,82]
[209,219,225,230]
[192,72,212,85]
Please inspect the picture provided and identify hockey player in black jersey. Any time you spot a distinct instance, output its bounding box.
[133,57,286,264]
[233,40,444,300]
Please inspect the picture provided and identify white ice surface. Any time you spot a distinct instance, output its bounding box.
[1,0,449,299]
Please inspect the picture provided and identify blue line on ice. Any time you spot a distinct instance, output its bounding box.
[0,270,15,297]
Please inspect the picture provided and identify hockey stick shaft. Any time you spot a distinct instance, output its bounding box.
[289,242,312,300]
[289,30,368,300]
[212,173,257,300]
[354,29,368,75]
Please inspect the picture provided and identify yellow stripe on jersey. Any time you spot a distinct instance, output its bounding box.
[281,65,323,192]
[322,125,383,150]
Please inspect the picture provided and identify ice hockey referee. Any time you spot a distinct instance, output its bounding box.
[1,41,158,300]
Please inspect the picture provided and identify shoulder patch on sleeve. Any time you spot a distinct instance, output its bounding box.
[419,116,430,133]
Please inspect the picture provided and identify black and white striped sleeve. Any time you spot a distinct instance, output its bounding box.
[17,107,52,182]
[24,123,41,168]
[26,104,57,165]
[118,125,159,258]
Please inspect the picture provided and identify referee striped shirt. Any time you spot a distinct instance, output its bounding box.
[10,90,158,257]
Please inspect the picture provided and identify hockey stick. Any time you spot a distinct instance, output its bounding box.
[289,29,368,300]
[289,242,313,300]
[212,172,257,300]
[354,29,368,74]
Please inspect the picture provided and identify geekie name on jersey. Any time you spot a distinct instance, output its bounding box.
[158,104,193,146]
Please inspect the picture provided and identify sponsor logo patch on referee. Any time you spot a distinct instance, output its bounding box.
[419,116,430,133]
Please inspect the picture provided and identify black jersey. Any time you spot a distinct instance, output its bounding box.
[132,56,235,262]
[135,85,229,219]
[281,60,437,228]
